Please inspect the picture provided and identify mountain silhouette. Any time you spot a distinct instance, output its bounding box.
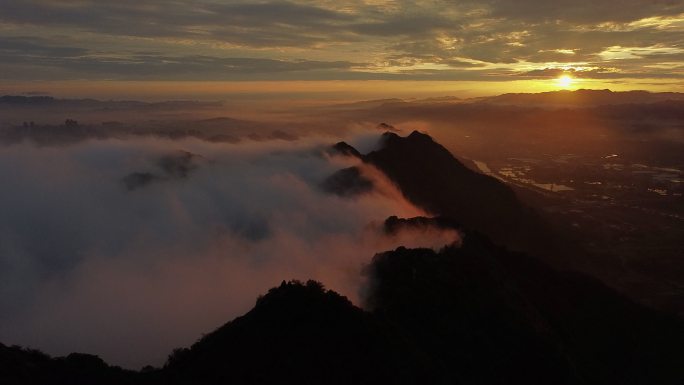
[156,280,436,385]
[3,227,684,384]
[0,344,137,385]
[368,225,684,385]
[320,167,374,197]
[327,141,362,158]
[332,130,559,258]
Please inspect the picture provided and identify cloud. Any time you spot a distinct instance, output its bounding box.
[0,135,458,369]
[485,0,684,24]
[0,0,682,82]
[0,38,360,80]
[0,0,356,47]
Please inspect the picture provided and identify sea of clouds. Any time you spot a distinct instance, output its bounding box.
[0,133,458,368]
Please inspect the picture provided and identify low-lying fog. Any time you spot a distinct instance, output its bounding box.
[0,134,460,368]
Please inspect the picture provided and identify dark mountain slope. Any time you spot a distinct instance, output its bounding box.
[0,344,139,385]
[320,167,374,197]
[3,233,684,385]
[494,249,684,385]
[360,131,559,257]
[367,226,684,385]
[158,280,437,385]
[368,246,581,385]
[155,217,684,385]
[157,222,684,385]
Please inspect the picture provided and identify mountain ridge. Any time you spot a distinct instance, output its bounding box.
[333,130,562,261]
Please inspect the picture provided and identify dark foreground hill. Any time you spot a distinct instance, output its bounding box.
[161,223,684,385]
[156,280,437,385]
[3,221,684,385]
[0,345,138,385]
[369,225,684,385]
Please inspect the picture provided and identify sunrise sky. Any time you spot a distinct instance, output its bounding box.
[1,0,683,99]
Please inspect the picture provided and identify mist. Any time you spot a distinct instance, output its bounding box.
[0,134,459,369]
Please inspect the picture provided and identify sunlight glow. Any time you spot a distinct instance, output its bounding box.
[556,75,574,88]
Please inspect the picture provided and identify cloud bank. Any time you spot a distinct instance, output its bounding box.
[0,135,458,369]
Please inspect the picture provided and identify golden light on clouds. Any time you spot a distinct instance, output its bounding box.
[0,1,682,97]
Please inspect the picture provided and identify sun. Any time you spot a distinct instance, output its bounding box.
[556,74,574,88]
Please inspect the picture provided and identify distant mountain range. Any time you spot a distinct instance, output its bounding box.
[2,89,683,147]
[2,89,684,111]
[477,89,684,106]
[2,131,683,385]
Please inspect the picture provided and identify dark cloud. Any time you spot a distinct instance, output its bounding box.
[486,0,684,23]
[0,40,360,80]
[349,12,457,37]
[0,36,88,57]
[0,0,356,47]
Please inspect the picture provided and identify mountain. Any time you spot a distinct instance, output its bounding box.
[368,224,684,385]
[0,344,137,385]
[320,166,374,197]
[335,130,562,259]
[366,131,531,237]
[157,280,436,385]
[480,89,684,107]
[6,220,683,385]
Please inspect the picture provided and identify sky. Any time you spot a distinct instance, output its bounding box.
[1,0,683,99]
